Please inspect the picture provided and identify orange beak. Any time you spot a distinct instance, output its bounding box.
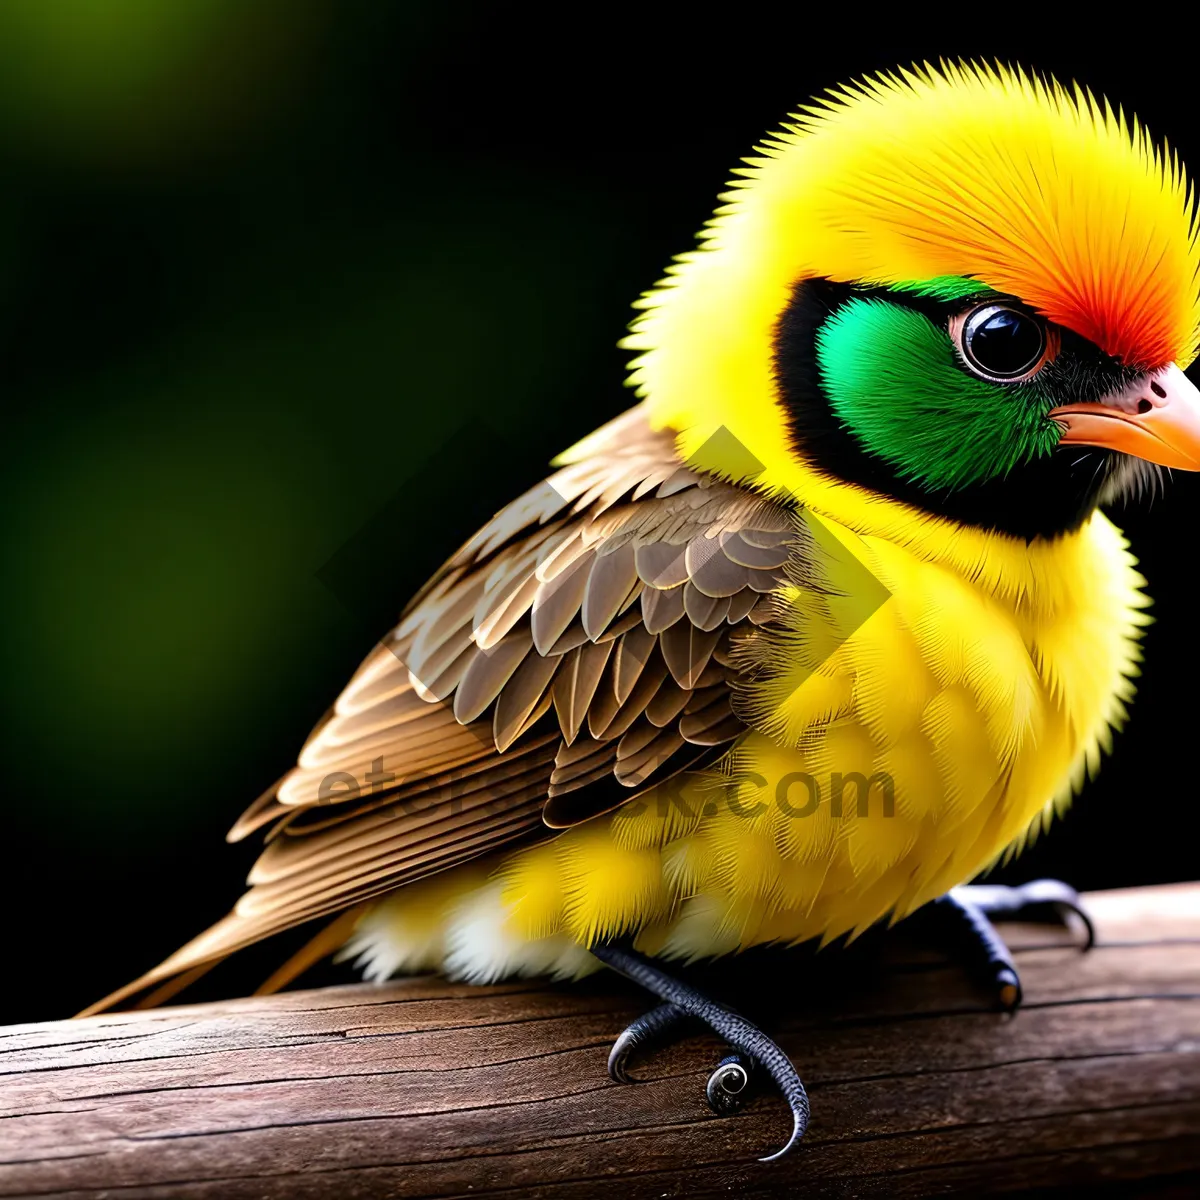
[1049,364,1200,470]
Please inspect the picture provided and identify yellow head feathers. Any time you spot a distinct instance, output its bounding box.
[625,63,1200,486]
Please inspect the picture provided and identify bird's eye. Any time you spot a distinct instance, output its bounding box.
[951,303,1054,383]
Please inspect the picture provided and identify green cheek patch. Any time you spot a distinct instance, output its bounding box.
[814,298,1061,491]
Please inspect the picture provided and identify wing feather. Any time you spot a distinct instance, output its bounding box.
[551,639,614,745]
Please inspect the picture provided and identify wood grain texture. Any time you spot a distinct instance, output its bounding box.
[2,885,1197,1198]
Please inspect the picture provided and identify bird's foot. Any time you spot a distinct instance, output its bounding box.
[592,943,808,1161]
[930,879,1094,1011]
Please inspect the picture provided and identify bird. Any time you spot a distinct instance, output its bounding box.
[85,63,1200,1160]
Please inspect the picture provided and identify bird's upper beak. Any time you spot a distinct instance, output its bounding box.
[1049,363,1200,470]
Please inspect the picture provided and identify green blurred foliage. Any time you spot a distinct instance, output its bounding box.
[0,0,327,165]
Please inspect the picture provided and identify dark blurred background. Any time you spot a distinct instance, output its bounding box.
[2,4,1197,1025]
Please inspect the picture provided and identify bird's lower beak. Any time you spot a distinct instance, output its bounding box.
[1049,363,1200,470]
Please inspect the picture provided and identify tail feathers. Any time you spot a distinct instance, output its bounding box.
[135,963,223,1010]
[226,773,292,844]
[76,905,366,1018]
[253,906,367,996]
[76,911,252,1017]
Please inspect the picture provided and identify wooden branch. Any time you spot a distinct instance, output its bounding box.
[2,885,1198,1198]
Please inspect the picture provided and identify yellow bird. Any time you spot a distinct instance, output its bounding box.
[87,63,1200,1159]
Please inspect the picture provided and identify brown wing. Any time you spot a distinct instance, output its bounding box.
[84,405,796,1011]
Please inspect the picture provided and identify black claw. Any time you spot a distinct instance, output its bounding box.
[994,965,1023,1013]
[934,890,1023,1010]
[706,1053,753,1115]
[1017,881,1096,951]
[956,880,1095,950]
[1059,902,1096,951]
[606,1028,637,1085]
[607,1001,686,1083]
[760,1108,807,1163]
[593,942,810,1161]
